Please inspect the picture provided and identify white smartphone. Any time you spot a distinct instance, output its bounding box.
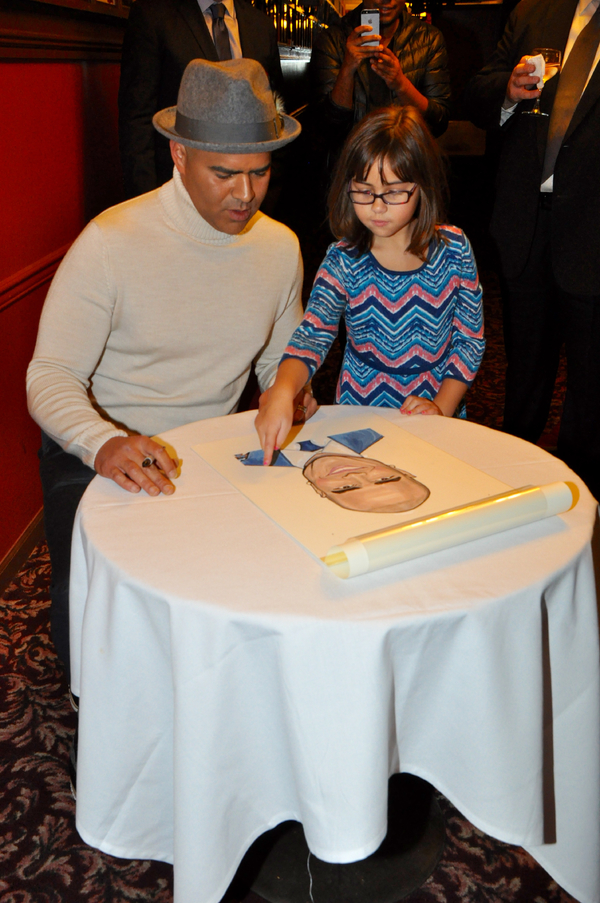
[360,8,380,47]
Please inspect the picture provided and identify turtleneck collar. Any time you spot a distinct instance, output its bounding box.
[159,168,259,245]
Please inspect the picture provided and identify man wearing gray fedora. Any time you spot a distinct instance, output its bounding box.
[27,58,310,683]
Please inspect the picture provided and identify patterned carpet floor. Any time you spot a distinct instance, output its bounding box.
[1,265,571,902]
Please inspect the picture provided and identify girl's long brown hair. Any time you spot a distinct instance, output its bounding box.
[328,105,448,260]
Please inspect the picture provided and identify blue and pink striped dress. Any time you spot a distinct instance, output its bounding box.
[282,226,485,408]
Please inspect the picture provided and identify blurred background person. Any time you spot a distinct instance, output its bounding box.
[464,0,600,501]
[310,0,451,160]
[119,0,284,198]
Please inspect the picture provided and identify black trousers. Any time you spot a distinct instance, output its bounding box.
[39,433,96,684]
[502,200,600,501]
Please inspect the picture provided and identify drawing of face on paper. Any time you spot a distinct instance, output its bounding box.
[303,454,429,513]
[235,428,430,514]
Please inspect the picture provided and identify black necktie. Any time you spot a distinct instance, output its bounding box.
[209,3,232,61]
[541,4,600,183]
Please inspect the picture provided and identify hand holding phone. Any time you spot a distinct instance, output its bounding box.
[360,9,380,47]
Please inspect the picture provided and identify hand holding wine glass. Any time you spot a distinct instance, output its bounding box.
[523,48,562,116]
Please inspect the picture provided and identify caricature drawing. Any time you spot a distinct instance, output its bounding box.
[236,428,430,514]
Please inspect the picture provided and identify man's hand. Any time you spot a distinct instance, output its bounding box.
[369,48,429,115]
[95,436,178,495]
[504,56,540,106]
[370,47,404,91]
[331,25,382,110]
[400,395,443,416]
[342,25,383,74]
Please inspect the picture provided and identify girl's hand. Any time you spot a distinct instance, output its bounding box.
[400,395,444,416]
[255,387,296,466]
[255,359,313,464]
[255,385,317,466]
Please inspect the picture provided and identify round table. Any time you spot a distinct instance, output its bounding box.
[69,407,600,903]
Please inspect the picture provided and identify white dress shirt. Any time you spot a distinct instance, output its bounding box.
[197,0,242,59]
[500,0,600,190]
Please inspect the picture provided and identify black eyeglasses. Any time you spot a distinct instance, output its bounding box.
[347,183,418,205]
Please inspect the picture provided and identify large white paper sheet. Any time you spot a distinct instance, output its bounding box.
[193,413,510,560]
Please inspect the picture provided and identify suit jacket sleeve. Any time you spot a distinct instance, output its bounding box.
[235,0,285,96]
[310,27,344,104]
[417,27,451,137]
[119,0,164,198]
[262,15,285,97]
[309,28,355,131]
[462,8,521,131]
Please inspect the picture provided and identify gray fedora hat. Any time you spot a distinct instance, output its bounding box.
[153,57,301,153]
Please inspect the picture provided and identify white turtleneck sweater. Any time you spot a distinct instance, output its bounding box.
[27,171,303,468]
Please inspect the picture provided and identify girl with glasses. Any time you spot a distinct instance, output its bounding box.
[256,105,484,465]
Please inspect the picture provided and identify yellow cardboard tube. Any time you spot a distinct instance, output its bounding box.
[322,482,577,579]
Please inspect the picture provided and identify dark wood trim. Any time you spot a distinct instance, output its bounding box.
[0,244,71,314]
[0,510,45,599]
[0,29,124,59]
[29,0,129,21]
[0,0,126,60]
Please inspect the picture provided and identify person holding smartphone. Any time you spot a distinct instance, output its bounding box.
[310,0,450,149]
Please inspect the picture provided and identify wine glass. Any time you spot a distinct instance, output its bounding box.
[523,48,562,117]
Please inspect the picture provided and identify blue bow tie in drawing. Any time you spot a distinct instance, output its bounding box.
[235,428,384,467]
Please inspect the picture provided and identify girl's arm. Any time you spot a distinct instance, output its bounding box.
[400,378,468,417]
[254,245,349,464]
[255,359,311,465]
[402,232,484,418]
[442,230,485,384]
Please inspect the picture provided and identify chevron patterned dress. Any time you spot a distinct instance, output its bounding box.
[282,226,485,408]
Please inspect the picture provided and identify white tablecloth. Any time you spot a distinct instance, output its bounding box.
[69,407,600,903]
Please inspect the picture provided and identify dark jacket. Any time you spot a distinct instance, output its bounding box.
[118,0,283,198]
[310,2,451,142]
[463,0,600,293]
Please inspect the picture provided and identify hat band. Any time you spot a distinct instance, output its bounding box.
[175,111,281,144]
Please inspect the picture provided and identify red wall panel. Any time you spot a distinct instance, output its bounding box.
[0,285,48,556]
[0,63,85,282]
[1,58,123,564]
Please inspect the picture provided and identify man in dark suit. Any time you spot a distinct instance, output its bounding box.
[464,0,600,501]
[119,0,284,198]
